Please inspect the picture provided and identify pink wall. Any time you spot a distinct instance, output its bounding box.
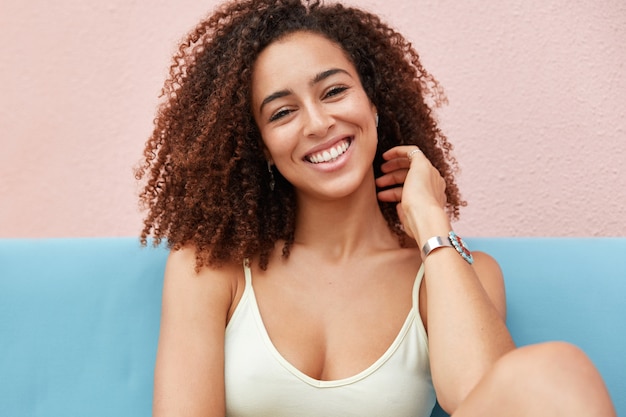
[1,0,624,238]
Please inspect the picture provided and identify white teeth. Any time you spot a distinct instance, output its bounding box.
[308,140,350,164]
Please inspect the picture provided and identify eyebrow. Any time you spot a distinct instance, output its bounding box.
[258,68,351,113]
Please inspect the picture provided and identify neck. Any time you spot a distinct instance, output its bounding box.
[292,175,399,262]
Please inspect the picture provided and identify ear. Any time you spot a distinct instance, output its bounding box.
[262,147,273,165]
[371,104,378,127]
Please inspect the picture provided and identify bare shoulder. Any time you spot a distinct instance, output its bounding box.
[472,251,507,319]
[471,251,502,278]
[162,246,241,316]
[160,246,242,343]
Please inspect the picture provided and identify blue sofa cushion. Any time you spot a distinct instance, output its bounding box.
[0,237,624,416]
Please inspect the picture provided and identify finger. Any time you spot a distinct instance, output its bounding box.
[375,169,409,188]
[382,146,423,162]
[377,187,403,202]
[379,157,410,174]
[406,148,423,162]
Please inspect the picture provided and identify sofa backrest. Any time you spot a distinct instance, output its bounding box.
[1,237,624,416]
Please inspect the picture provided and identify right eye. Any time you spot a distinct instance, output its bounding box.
[269,108,293,122]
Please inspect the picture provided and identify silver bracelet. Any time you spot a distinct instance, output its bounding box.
[422,231,474,264]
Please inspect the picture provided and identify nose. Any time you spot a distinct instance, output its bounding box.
[302,104,334,138]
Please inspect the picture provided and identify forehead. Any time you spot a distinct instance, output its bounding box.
[251,31,357,94]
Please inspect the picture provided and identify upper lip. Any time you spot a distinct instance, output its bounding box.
[303,135,353,160]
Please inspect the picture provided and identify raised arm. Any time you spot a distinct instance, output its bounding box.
[153,247,237,417]
[376,146,515,413]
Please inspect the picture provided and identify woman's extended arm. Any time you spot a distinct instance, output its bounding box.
[376,146,515,414]
[153,247,236,417]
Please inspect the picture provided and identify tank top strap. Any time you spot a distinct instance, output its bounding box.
[243,258,252,286]
[412,264,425,310]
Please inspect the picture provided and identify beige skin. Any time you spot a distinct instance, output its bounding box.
[153,32,616,416]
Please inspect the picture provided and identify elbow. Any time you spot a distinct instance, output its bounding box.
[435,385,472,416]
[433,367,496,414]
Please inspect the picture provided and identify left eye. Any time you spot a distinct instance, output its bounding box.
[324,86,348,98]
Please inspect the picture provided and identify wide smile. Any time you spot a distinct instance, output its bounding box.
[305,138,352,164]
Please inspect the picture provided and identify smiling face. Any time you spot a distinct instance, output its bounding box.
[251,31,378,201]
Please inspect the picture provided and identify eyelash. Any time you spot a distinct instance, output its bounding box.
[269,109,292,122]
[324,85,349,98]
[268,85,350,122]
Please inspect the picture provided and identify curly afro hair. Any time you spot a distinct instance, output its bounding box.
[136,0,464,270]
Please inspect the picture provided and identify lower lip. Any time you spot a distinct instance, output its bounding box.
[306,141,353,172]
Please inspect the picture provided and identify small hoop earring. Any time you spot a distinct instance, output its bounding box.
[375,113,379,128]
[267,161,275,191]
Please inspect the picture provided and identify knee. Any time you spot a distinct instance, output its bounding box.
[492,341,596,384]
[453,343,616,416]
[488,342,615,412]
[501,342,593,375]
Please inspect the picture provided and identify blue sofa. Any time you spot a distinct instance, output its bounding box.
[0,238,624,416]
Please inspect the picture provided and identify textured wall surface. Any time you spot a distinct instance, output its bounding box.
[1,0,624,238]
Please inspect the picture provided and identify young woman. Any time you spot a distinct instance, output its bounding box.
[136,0,616,415]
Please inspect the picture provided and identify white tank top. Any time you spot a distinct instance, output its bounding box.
[224,263,436,417]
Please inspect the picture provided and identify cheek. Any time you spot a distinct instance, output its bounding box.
[260,130,292,162]
[344,97,376,125]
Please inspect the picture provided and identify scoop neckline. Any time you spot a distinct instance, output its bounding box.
[244,264,425,388]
